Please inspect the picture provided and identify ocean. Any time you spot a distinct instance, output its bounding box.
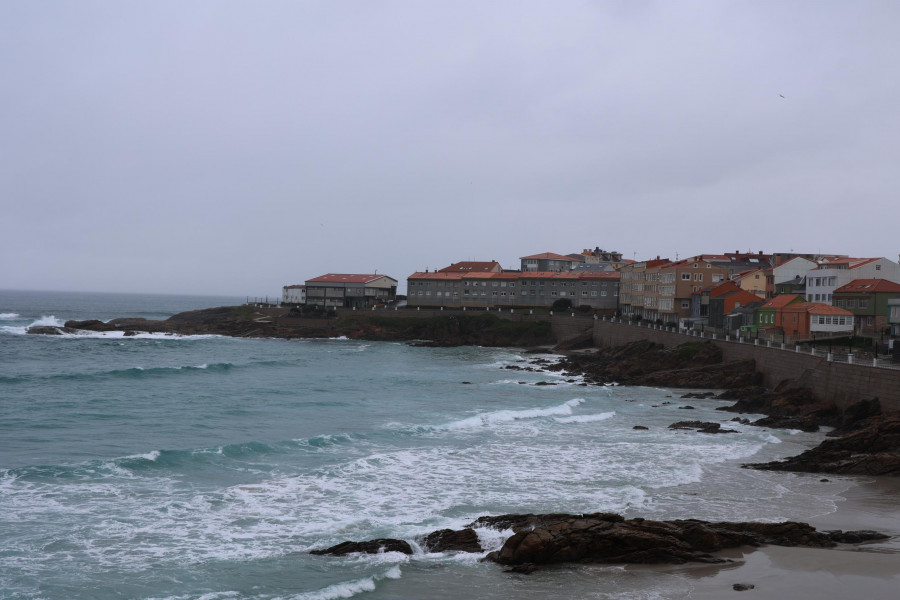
[0,290,854,600]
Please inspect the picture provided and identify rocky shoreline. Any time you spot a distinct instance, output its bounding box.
[547,340,900,477]
[310,512,888,571]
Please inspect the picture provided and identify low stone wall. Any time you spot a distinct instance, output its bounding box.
[593,320,900,412]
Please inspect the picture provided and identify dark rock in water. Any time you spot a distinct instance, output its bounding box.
[461,381,472,385]
[716,386,840,428]
[745,416,900,476]
[751,415,819,432]
[504,563,539,574]
[826,530,890,544]
[534,381,557,386]
[63,319,118,332]
[123,330,138,337]
[26,326,66,335]
[422,528,482,553]
[479,513,863,566]
[633,425,649,430]
[669,421,737,434]
[678,405,695,410]
[681,392,716,399]
[733,583,755,591]
[310,538,413,556]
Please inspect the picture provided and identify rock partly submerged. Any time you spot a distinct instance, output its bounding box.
[309,513,889,569]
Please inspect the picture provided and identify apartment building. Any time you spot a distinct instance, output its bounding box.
[406,270,620,311]
[305,274,398,309]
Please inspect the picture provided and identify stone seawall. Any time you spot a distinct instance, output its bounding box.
[593,320,900,413]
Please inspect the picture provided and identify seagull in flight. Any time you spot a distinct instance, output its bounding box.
[779,94,785,98]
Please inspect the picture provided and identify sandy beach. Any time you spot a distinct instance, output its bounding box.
[656,476,900,599]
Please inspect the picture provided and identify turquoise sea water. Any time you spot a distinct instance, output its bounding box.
[0,290,852,599]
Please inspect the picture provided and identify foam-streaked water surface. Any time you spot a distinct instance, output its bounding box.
[0,290,848,600]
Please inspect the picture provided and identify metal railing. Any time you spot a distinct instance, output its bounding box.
[599,315,900,371]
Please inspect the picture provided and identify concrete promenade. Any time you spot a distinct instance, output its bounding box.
[591,317,900,412]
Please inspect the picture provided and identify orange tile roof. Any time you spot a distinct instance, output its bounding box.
[835,279,900,293]
[761,294,804,309]
[804,303,854,316]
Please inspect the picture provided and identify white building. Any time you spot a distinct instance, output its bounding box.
[805,257,900,304]
[282,285,306,305]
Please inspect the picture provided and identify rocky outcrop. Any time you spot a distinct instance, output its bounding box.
[715,386,840,427]
[421,528,482,553]
[478,513,887,566]
[557,341,761,388]
[745,416,900,476]
[310,514,888,566]
[309,538,413,556]
[669,421,738,434]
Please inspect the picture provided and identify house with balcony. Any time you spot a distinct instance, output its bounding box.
[833,279,900,337]
[305,274,398,309]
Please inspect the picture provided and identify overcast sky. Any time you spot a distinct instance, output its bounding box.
[2,1,898,296]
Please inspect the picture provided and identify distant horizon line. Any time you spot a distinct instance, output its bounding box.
[0,287,258,300]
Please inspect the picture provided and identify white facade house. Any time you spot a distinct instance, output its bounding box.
[772,257,818,285]
[282,285,306,304]
[808,304,854,335]
[805,257,900,304]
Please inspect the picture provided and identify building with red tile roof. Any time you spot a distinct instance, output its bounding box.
[305,274,398,309]
[520,252,579,272]
[833,279,900,336]
[406,270,620,311]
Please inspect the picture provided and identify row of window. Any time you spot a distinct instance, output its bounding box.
[834,298,868,309]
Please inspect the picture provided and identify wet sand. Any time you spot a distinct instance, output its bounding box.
[659,477,900,599]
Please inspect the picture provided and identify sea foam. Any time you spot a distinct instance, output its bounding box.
[443,398,585,430]
[293,566,401,600]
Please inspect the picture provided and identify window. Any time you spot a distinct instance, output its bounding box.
[681,300,690,309]
[876,264,882,271]
[693,263,698,268]
[682,273,691,280]
[491,291,497,296]
[847,299,855,308]
[500,282,506,288]
[867,316,873,326]
[860,299,868,309]
[582,291,588,296]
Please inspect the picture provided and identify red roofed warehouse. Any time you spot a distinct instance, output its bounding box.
[305,274,398,309]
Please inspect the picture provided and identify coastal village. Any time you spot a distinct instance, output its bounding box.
[283,247,900,349]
